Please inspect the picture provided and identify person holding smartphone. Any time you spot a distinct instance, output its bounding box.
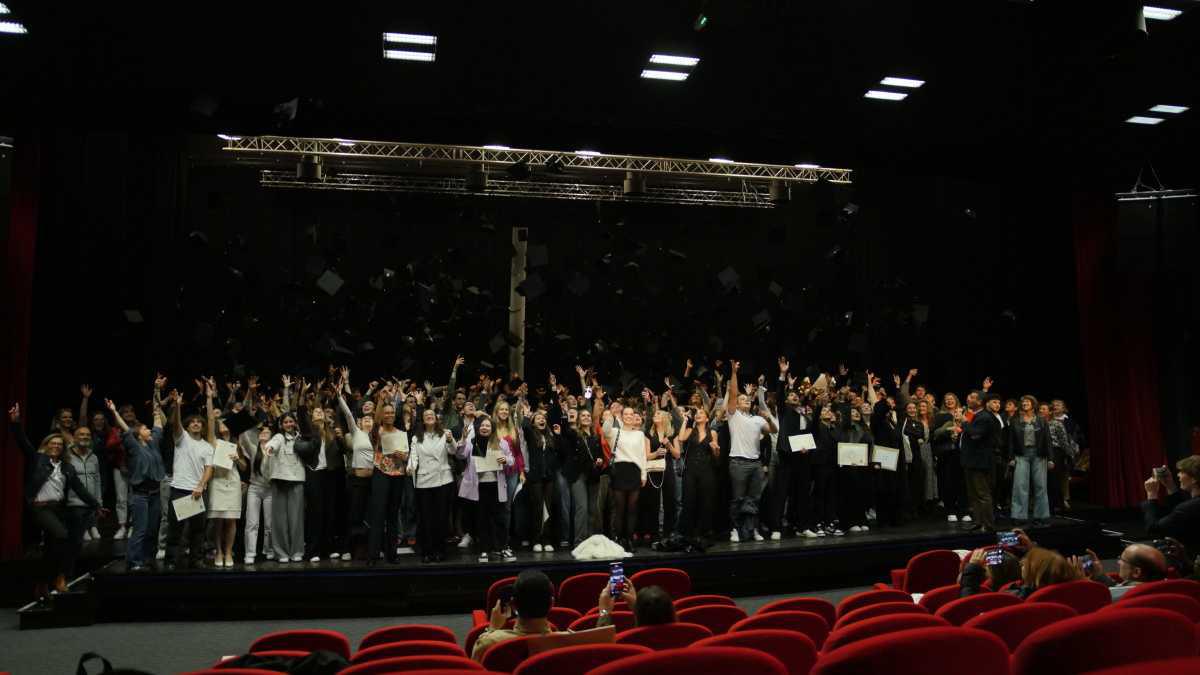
[959,545,1021,597]
[1142,456,1200,554]
[471,569,561,661]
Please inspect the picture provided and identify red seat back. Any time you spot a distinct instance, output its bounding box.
[833,602,926,631]
[629,568,692,600]
[812,627,1008,675]
[675,604,749,635]
[729,611,829,650]
[511,643,650,675]
[480,635,536,673]
[587,646,788,675]
[935,593,1023,626]
[822,614,950,654]
[351,641,466,665]
[835,589,911,620]
[359,624,458,650]
[1011,608,1197,675]
[584,601,630,616]
[916,584,964,614]
[961,602,1077,652]
[755,597,836,627]
[615,623,713,650]
[340,655,482,675]
[1104,592,1200,623]
[1117,579,1200,605]
[1079,656,1200,675]
[557,573,610,614]
[695,630,818,675]
[896,550,962,593]
[568,611,635,633]
[546,607,583,630]
[1025,579,1112,614]
[674,594,737,611]
[249,630,351,660]
[485,576,519,615]
[188,670,283,675]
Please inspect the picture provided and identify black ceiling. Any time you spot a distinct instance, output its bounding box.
[2,0,1198,187]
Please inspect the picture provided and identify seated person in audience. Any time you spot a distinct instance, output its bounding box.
[1142,456,1200,554]
[595,581,676,627]
[959,547,1022,596]
[1075,543,1167,599]
[472,569,562,661]
[1014,546,1081,598]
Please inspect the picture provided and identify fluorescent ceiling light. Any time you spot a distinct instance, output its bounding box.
[1126,115,1164,125]
[575,150,602,157]
[865,90,907,101]
[217,133,242,141]
[483,144,511,150]
[794,163,820,169]
[384,49,435,62]
[0,20,27,34]
[709,157,734,163]
[880,76,924,88]
[1143,6,1182,20]
[649,54,700,67]
[383,32,437,45]
[1149,104,1188,114]
[641,69,688,81]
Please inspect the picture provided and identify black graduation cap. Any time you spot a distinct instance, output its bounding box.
[769,282,784,297]
[667,249,688,261]
[316,270,345,296]
[516,273,546,299]
[224,409,259,438]
[717,266,739,289]
[752,310,771,330]
[124,309,145,324]
[527,245,549,268]
[489,333,507,354]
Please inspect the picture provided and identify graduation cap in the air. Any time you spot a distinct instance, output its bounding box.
[224,409,259,438]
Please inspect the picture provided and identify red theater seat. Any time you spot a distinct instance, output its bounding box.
[546,607,584,631]
[480,635,537,673]
[832,601,927,631]
[1025,579,1112,614]
[755,597,836,627]
[351,641,467,665]
[695,630,818,675]
[887,550,963,593]
[629,568,691,600]
[568,611,635,633]
[1103,593,1200,623]
[341,655,483,675]
[961,602,1077,652]
[822,614,950,654]
[729,610,829,649]
[675,604,749,635]
[248,630,351,660]
[674,594,737,611]
[615,623,713,650]
[359,624,459,650]
[811,627,1009,675]
[587,646,787,675]
[834,589,911,620]
[916,584,964,614]
[1010,608,1197,675]
[511,643,650,675]
[1117,578,1200,605]
[1082,657,1200,675]
[558,573,610,614]
[934,592,1023,626]
[474,576,518,627]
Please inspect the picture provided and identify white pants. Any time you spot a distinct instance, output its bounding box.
[245,482,273,558]
[113,469,129,525]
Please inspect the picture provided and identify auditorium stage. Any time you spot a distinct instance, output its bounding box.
[19,515,1112,628]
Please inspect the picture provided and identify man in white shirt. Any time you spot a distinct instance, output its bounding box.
[165,388,214,570]
[725,360,777,543]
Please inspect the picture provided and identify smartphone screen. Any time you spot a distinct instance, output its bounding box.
[997,531,1020,547]
[497,587,514,612]
[985,549,1005,566]
[1082,559,1095,573]
[609,561,625,598]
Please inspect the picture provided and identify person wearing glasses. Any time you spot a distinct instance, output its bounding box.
[1074,543,1167,600]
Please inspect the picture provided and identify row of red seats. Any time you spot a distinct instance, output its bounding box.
[472,567,693,627]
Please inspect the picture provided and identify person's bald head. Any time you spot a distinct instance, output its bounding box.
[1119,543,1168,583]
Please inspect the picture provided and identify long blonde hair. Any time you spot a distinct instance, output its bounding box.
[652,409,674,438]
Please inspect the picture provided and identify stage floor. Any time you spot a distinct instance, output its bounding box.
[78,515,1115,624]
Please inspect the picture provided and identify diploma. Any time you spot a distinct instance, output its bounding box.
[172,493,205,521]
[473,451,502,473]
[381,431,409,456]
[788,433,817,452]
[212,440,238,470]
[837,442,869,467]
[872,446,900,472]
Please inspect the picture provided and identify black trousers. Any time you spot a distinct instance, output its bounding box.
[837,466,869,527]
[937,450,967,515]
[166,487,207,567]
[636,476,663,538]
[811,462,837,527]
[907,457,927,515]
[662,468,680,537]
[305,468,345,558]
[770,457,812,532]
[679,463,716,541]
[476,482,508,553]
[368,472,403,561]
[526,478,558,546]
[346,474,372,559]
[875,461,906,527]
[30,503,77,581]
[415,482,453,557]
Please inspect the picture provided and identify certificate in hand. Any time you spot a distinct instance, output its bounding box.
[872,446,900,472]
[837,442,869,467]
[212,439,238,470]
[380,431,409,455]
[172,493,205,521]
[473,451,502,473]
[788,433,817,452]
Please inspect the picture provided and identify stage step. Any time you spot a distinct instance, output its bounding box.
[18,581,97,630]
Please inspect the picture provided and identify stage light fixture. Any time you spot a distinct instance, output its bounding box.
[1149,104,1188,113]
[383,32,437,45]
[880,76,924,88]
[1142,6,1181,20]
[641,69,689,81]
[709,157,734,163]
[506,158,531,179]
[650,54,700,67]
[382,32,437,62]
[794,163,820,169]
[865,90,907,101]
[483,144,511,150]
[575,149,602,157]
[217,133,243,141]
[693,12,709,31]
[0,19,27,34]
[384,49,435,62]
[1126,115,1165,124]
[333,138,355,146]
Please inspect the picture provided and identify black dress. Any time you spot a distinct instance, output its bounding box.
[679,428,718,543]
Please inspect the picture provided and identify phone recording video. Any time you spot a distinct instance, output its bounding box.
[498,587,514,612]
[985,549,1005,566]
[997,531,1020,548]
[608,561,626,598]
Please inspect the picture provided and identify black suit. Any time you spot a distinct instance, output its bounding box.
[769,379,814,533]
[871,402,906,527]
[296,409,347,559]
[1143,491,1200,554]
[961,410,999,529]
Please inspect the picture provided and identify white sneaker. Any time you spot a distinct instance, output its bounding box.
[155,549,165,560]
[770,531,782,541]
[543,544,555,552]
[947,514,959,523]
[861,525,870,531]
[83,531,93,542]
[478,552,489,562]
[396,546,414,555]
[340,553,351,561]
[113,526,127,540]
[244,556,256,565]
[849,525,863,532]
[961,515,973,523]
[90,527,101,539]
[277,557,288,564]
[830,528,845,536]
[309,556,321,563]
[458,534,473,549]
[533,543,544,552]
[802,529,820,538]
[291,555,304,562]
[264,551,276,560]
[753,530,764,542]
[501,549,517,562]
[730,530,740,543]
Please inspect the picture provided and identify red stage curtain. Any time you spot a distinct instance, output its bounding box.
[1072,192,1166,507]
[0,134,38,559]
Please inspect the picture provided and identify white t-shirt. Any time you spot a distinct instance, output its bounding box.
[171,431,215,491]
[728,410,769,460]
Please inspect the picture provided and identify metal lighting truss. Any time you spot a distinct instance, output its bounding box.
[225,135,851,207]
[259,170,779,208]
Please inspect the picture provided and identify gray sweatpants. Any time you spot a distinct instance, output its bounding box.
[271,480,305,560]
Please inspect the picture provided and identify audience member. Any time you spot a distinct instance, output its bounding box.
[1142,456,1200,553]
[471,569,560,661]
[1076,543,1167,599]
[596,580,676,628]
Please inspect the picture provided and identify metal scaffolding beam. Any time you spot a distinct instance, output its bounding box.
[259,170,779,208]
[225,135,852,185]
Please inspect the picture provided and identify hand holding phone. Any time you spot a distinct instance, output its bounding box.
[985,549,1005,566]
[997,531,1020,548]
[609,562,626,598]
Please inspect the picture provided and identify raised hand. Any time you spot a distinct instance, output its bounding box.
[907,368,918,380]
[247,375,259,390]
[778,356,789,373]
[730,360,740,374]
[454,354,465,369]
[757,374,765,387]
[281,374,292,389]
[154,372,168,390]
[81,384,93,399]
[893,373,901,388]
[552,423,561,435]
[982,376,994,390]
[548,372,557,388]
[7,403,19,423]
[104,398,117,412]
[686,358,694,370]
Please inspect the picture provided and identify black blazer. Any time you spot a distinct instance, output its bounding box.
[1143,491,1200,554]
[812,421,838,466]
[774,379,812,465]
[294,405,345,472]
[1008,416,1050,459]
[960,410,999,470]
[11,423,100,507]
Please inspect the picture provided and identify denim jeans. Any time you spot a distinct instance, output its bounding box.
[128,489,161,567]
[1010,454,1049,521]
[729,458,766,537]
[555,471,572,543]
